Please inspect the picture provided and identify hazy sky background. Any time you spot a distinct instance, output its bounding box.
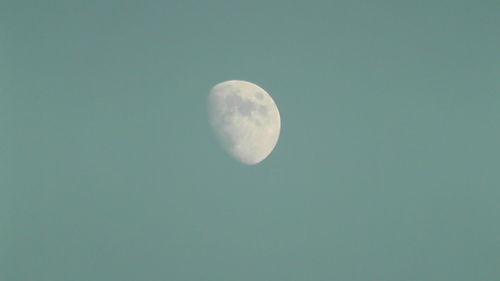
[1,1,499,280]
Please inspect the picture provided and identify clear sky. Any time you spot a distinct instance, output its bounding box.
[1,1,499,280]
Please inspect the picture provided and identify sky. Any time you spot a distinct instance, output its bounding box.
[1,1,499,280]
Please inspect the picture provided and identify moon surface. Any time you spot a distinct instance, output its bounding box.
[208,80,281,165]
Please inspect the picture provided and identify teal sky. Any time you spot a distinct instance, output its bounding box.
[1,1,499,280]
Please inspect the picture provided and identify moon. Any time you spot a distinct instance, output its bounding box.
[208,80,281,165]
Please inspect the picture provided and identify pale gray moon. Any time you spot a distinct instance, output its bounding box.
[208,80,281,165]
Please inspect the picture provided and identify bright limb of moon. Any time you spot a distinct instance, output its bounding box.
[208,80,281,165]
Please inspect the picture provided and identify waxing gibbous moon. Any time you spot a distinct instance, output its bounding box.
[208,80,281,165]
